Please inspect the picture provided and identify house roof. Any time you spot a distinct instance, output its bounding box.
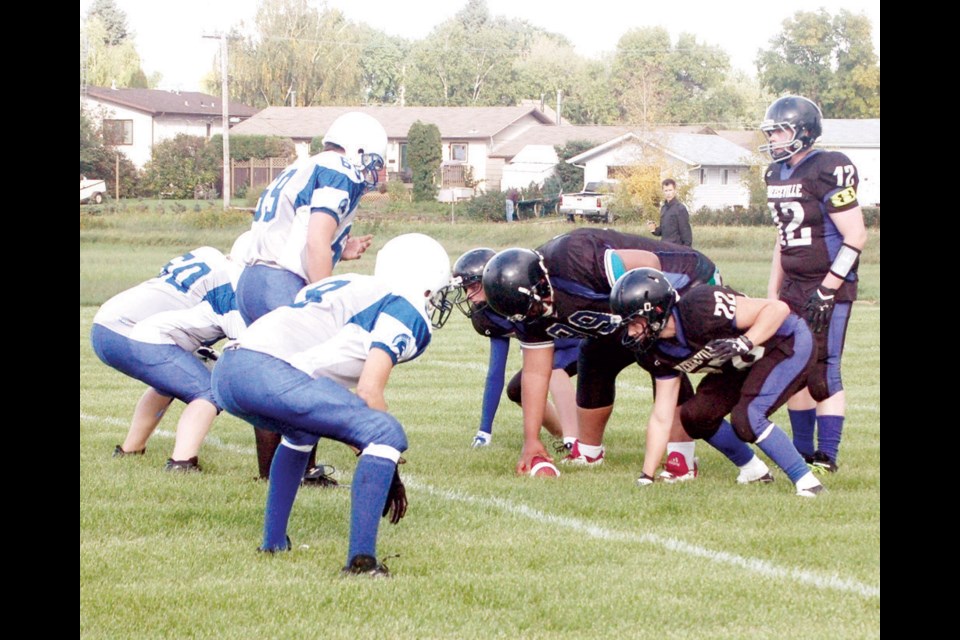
[229,106,557,139]
[84,86,259,118]
[568,132,754,167]
[820,119,880,147]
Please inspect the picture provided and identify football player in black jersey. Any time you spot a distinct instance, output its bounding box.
[761,96,868,473]
[482,229,771,483]
[611,268,825,497]
[451,248,580,450]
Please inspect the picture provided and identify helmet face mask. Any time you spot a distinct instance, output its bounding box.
[451,248,496,317]
[481,249,553,323]
[758,95,823,162]
[322,112,388,190]
[609,268,677,353]
[374,233,453,329]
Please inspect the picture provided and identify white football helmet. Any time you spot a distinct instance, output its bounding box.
[322,112,388,190]
[375,233,454,329]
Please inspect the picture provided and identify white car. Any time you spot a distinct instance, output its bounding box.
[80,177,107,204]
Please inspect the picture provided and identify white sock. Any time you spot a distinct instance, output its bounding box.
[563,436,577,447]
[578,442,604,458]
[667,441,696,469]
[738,455,767,476]
[795,471,822,491]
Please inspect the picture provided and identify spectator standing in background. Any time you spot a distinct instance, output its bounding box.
[505,188,519,223]
[647,179,693,246]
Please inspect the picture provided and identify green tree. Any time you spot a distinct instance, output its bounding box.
[611,27,672,126]
[553,140,595,192]
[407,121,442,202]
[142,135,221,199]
[221,0,364,108]
[355,26,410,105]
[87,0,129,45]
[80,107,141,197]
[756,9,880,118]
[81,17,150,88]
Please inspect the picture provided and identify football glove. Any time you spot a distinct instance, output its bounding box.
[705,335,754,366]
[382,467,407,525]
[803,285,837,334]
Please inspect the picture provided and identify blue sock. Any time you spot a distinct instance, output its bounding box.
[347,455,396,563]
[816,415,844,461]
[705,419,754,467]
[755,425,810,484]
[261,443,310,551]
[788,408,816,458]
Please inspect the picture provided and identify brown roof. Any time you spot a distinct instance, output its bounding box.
[229,106,557,139]
[84,86,259,118]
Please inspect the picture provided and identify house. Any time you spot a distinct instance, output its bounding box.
[81,87,259,169]
[227,105,560,193]
[564,131,756,211]
[820,119,880,206]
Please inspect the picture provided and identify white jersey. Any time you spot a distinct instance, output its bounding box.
[244,152,368,280]
[129,261,246,352]
[232,274,432,388]
[93,247,232,337]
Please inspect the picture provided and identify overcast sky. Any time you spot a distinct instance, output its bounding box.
[79,0,880,92]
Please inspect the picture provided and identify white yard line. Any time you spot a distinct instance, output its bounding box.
[81,411,879,599]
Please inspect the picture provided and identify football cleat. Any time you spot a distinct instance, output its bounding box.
[736,457,775,484]
[302,464,339,487]
[471,431,491,448]
[796,483,825,498]
[258,536,292,554]
[560,440,604,466]
[113,444,145,457]
[658,452,698,483]
[808,450,838,474]
[164,457,201,473]
[341,554,392,578]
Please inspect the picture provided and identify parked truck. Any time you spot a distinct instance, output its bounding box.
[80,177,107,204]
[557,180,616,223]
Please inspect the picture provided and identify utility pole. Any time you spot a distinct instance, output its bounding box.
[204,33,231,210]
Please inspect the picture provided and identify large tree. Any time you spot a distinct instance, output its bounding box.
[407,121,442,202]
[756,9,880,118]
[222,0,364,107]
[81,0,150,88]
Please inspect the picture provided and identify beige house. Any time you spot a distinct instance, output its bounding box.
[81,87,259,169]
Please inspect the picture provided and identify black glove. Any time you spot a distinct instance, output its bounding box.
[803,285,837,334]
[382,467,407,525]
[194,346,220,362]
[705,335,754,366]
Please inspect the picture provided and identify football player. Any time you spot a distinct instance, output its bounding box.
[91,243,239,469]
[610,268,824,497]
[481,228,770,483]
[234,111,388,480]
[760,96,868,472]
[451,248,580,450]
[212,234,454,576]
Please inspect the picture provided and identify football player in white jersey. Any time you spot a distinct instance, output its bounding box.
[212,234,454,576]
[91,244,237,467]
[235,111,388,480]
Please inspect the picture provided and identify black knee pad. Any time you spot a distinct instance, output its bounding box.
[730,405,758,443]
[680,402,723,440]
[506,370,523,404]
[807,362,835,402]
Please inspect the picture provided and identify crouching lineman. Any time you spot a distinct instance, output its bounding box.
[212,234,454,576]
[610,268,824,497]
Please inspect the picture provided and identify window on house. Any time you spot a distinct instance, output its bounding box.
[103,119,133,146]
[699,168,707,185]
[721,169,729,185]
[450,143,467,162]
[400,143,409,171]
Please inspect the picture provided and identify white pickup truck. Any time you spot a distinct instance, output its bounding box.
[558,180,616,223]
[80,177,107,204]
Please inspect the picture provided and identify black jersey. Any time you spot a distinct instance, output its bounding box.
[638,285,803,378]
[470,304,517,339]
[765,149,860,305]
[516,228,718,345]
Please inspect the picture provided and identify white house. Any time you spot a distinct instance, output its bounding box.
[81,87,259,169]
[566,132,756,211]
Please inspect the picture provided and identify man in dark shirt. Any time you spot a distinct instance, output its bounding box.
[647,178,692,246]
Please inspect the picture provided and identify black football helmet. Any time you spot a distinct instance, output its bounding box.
[481,248,553,322]
[609,268,677,352]
[758,95,823,162]
[451,248,497,317]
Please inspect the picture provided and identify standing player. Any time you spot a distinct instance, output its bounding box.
[91,244,237,468]
[610,268,824,497]
[451,248,580,449]
[235,111,388,480]
[760,96,868,472]
[481,228,770,483]
[212,234,454,576]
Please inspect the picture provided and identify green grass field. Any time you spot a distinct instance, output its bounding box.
[80,210,880,639]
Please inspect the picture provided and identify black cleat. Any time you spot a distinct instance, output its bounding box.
[302,464,339,487]
[164,457,201,473]
[341,554,391,578]
[809,450,838,474]
[258,536,291,554]
[113,444,145,458]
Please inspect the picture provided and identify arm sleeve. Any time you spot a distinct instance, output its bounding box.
[478,337,510,434]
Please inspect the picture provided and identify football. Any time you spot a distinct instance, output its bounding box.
[529,456,560,478]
